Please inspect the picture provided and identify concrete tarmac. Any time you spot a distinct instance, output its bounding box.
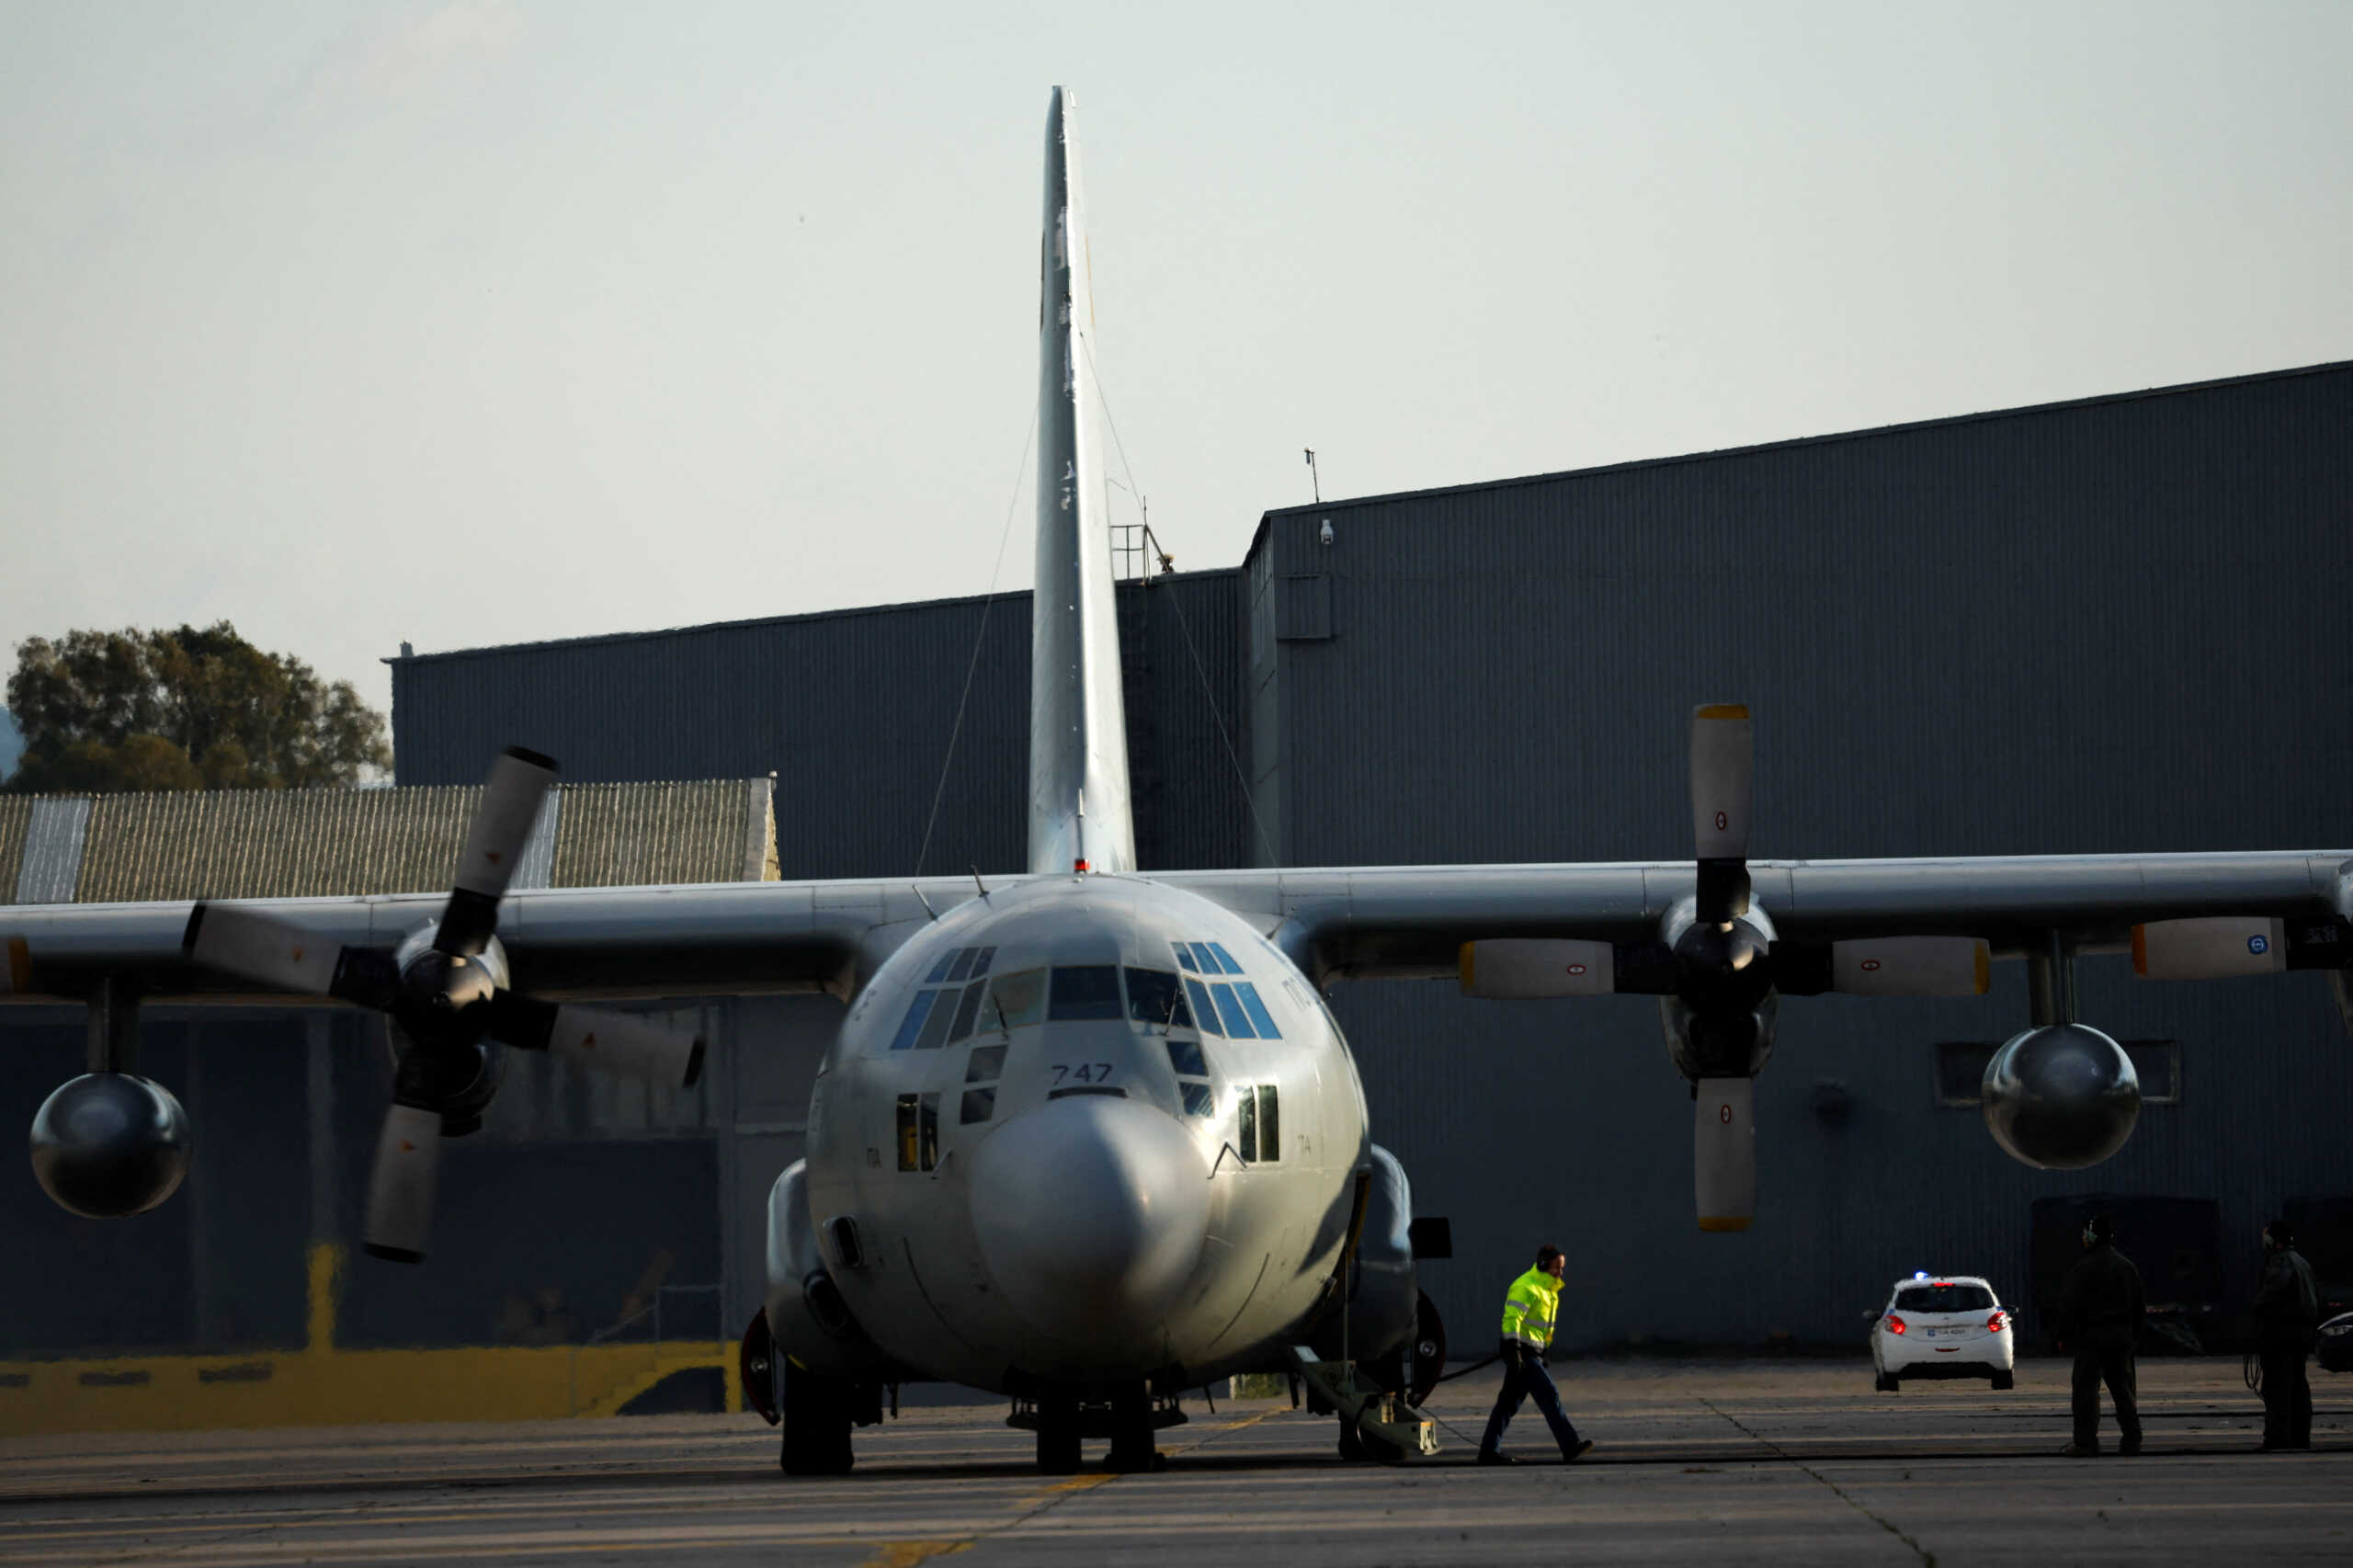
[2,1358,2347,1565]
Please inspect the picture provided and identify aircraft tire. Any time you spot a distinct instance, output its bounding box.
[1336,1417,1366,1460]
[1036,1396,1082,1474]
[779,1363,856,1476]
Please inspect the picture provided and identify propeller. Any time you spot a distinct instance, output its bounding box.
[1458,704,1990,1232]
[182,746,704,1264]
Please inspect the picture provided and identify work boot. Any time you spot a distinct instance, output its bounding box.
[1562,1439,1596,1463]
[2061,1441,2099,1457]
[2118,1439,2143,1457]
[1476,1449,1518,1466]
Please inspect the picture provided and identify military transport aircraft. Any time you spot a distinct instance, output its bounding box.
[11,88,2353,1475]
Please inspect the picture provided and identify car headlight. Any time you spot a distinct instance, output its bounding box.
[2322,1321,2351,1337]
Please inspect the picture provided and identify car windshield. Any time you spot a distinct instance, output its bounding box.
[1893,1283,1996,1313]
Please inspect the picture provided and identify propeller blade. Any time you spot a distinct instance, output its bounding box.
[437,746,557,957]
[487,993,704,1089]
[1690,704,1752,924]
[1693,1077,1754,1233]
[183,903,344,995]
[1830,937,1992,996]
[362,1101,444,1263]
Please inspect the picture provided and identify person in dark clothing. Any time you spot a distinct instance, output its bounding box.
[2254,1220,2320,1450]
[2056,1213,2144,1456]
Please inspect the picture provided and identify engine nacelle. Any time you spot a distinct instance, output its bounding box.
[1981,1024,2140,1170]
[29,1072,193,1218]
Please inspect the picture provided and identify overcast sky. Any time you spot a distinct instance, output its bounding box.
[5,2,2348,718]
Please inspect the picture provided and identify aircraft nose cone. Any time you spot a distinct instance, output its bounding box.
[969,1095,1210,1345]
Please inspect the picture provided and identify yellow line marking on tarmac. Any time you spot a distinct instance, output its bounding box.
[860,1543,973,1567]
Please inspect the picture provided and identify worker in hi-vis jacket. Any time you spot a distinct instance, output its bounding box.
[1476,1243,1596,1465]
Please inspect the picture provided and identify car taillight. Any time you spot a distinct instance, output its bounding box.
[1886,1313,1906,1335]
[1987,1311,2006,1333]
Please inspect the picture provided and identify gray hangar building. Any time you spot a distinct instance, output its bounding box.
[9,361,2348,1381]
[381,358,2353,1360]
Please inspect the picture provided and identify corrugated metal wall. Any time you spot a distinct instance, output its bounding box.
[0,779,772,903]
[391,572,1252,877]
[1263,361,2353,1348]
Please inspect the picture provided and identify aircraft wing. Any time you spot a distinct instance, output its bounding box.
[0,877,983,1005]
[1162,851,2353,982]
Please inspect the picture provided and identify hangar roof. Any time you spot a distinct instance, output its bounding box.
[1,778,777,905]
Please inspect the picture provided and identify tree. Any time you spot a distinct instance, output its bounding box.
[4,623,392,793]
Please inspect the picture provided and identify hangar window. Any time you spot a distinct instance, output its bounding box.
[1125,969,1192,1029]
[896,1093,939,1170]
[1049,965,1125,1021]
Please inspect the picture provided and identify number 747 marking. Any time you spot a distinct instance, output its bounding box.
[1048,1062,1114,1085]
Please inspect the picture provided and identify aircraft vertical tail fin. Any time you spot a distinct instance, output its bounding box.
[1029,87,1137,875]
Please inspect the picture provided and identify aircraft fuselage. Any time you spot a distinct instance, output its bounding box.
[790,872,1370,1392]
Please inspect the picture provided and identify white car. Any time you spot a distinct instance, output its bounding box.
[1870,1273,2016,1391]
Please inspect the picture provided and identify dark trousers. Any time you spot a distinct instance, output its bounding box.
[2259,1335,2313,1449]
[1480,1343,1582,1458]
[2071,1340,2140,1449]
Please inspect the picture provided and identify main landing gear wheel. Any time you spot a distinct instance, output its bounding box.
[779,1363,855,1476]
[1036,1395,1082,1475]
[1874,1371,1899,1393]
[1103,1385,1165,1472]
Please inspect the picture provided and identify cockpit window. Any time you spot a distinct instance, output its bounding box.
[1206,942,1245,975]
[947,979,987,1043]
[1165,1038,1206,1077]
[969,946,996,978]
[889,990,939,1051]
[1049,965,1125,1021]
[966,1043,1007,1082]
[1124,969,1192,1029]
[1207,983,1256,1039]
[1184,978,1222,1038]
[981,969,1047,1032]
[914,988,959,1051]
[1232,981,1281,1040]
[1173,942,1198,971]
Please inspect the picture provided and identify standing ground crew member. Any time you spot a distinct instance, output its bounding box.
[2056,1213,2144,1456]
[1476,1244,1594,1466]
[2254,1219,2319,1450]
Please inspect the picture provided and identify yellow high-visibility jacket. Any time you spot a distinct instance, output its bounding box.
[1498,1266,1563,1351]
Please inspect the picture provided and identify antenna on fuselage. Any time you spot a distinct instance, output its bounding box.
[971,865,989,900]
[913,885,939,922]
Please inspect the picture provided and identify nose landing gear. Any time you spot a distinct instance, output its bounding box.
[1010,1383,1186,1473]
